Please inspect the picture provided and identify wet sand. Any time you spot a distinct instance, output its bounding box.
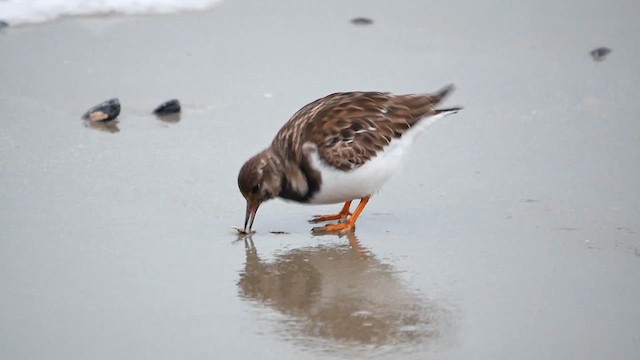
[1,0,639,359]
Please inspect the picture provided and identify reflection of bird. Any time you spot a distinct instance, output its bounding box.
[237,233,448,350]
[237,85,461,233]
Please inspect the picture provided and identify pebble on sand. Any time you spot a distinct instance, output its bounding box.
[590,47,612,62]
[153,99,181,115]
[82,98,121,122]
[350,17,374,25]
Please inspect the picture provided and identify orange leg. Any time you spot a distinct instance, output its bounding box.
[309,200,352,223]
[319,197,370,232]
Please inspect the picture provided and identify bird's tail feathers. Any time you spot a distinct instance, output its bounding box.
[435,84,456,101]
[434,107,463,115]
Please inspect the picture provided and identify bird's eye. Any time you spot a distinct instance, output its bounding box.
[252,185,260,193]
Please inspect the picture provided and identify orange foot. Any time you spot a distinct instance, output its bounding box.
[310,197,370,234]
[309,200,352,224]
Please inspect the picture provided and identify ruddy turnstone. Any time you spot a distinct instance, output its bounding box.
[237,85,461,233]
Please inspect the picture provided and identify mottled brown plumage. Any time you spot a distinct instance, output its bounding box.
[273,90,448,171]
[237,84,461,233]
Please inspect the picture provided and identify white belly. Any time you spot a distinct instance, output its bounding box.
[306,111,450,204]
[307,144,403,204]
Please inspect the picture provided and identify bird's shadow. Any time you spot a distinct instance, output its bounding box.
[235,231,452,354]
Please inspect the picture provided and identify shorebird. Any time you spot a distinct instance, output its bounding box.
[237,85,461,233]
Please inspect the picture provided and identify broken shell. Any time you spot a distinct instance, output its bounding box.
[590,47,612,62]
[350,17,374,25]
[82,98,120,122]
[153,99,181,115]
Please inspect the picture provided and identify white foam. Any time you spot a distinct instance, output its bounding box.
[0,0,223,26]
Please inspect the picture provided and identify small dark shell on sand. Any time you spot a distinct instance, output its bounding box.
[350,17,373,25]
[590,47,612,62]
[0,21,9,29]
[82,98,121,122]
[153,99,181,115]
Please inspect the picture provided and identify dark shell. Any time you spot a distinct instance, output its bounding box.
[153,99,181,115]
[590,47,612,62]
[82,98,120,122]
[0,21,8,30]
[350,17,374,25]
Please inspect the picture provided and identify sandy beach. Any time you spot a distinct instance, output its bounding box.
[1,0,639,359]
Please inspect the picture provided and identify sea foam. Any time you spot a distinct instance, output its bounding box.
[0,0,223,26]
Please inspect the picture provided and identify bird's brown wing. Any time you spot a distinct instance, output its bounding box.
[303,91,446,170]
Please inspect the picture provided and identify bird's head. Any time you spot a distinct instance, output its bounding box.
[237,150,282,232]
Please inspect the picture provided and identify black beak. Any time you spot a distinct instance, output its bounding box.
[243,201,260,232]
